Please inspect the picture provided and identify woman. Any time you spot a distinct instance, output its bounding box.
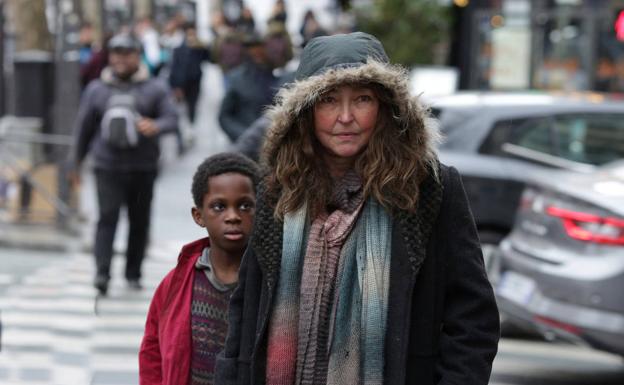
[216,32,499,385]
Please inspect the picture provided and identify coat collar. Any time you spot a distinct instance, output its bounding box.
[251,162,443,290]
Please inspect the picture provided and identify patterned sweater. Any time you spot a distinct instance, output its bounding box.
[189,248,236,385]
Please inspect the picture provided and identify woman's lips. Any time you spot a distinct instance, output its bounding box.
[335,133,358,140]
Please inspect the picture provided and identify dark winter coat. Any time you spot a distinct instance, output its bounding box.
[72,65,178,171]
[216,32,500,385]
[169,41,211,89]
[218,61,279,142]
[216,165,499,385]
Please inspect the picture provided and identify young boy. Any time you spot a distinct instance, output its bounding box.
[139,152,259,385]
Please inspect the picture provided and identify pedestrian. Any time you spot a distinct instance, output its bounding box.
[80,32,112,89]
[218,32,280,142]
[264,20,294,70]
[135,17,164,76]
[268,0,287,25]
[212,24,244,90]
[237,6,256,35]
[139,152,259,385]
[299,9,327,48]
[169,23,211,124]
[215,32,500,385]
[71,33,178,296]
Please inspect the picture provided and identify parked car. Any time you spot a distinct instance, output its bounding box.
[495,161,624,355]
[428,92,624,270]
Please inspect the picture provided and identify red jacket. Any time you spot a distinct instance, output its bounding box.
[139,237,210,385]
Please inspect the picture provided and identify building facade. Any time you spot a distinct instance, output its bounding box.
[453,0,624,92]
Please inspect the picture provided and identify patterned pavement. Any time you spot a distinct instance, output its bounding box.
[0,250,173,385]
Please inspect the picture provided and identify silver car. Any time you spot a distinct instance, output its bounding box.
[495,161,624,355]
[428,92,624,273]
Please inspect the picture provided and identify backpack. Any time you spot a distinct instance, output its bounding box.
[100,89,139,149]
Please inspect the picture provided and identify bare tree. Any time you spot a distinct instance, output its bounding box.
[7,0,52,52]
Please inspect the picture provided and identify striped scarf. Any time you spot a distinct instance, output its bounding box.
[266,196,392,385]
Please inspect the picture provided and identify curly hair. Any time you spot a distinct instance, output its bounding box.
[265,82,437,219]
[191,152,260,207]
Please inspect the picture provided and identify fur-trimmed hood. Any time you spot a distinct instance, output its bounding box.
[262,32,440,167]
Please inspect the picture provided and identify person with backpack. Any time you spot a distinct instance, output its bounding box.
[71,33,178,296]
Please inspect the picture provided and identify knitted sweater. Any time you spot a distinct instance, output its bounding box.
[189,270,234,384]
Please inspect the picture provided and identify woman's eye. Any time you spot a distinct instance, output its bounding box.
[319,96,336,104]
[356,94,373,103]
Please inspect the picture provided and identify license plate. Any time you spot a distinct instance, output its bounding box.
[497,271,536,305]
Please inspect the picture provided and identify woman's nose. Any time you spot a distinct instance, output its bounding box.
[337,101,354,124]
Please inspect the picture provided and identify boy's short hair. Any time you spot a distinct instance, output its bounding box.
[191,152,260,207]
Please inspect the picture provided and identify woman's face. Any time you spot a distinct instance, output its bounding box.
[313,84,379,166]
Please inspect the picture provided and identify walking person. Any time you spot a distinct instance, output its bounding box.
[71,33,178,296]
[216,32,499,385]
[169,23,211,124]
[139,152,259,385]
[218,33,280,142]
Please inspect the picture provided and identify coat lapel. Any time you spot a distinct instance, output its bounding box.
[396,162,444,276]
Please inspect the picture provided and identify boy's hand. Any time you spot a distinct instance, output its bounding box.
[137,118,160,137]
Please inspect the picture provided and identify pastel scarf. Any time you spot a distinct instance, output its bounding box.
[266,196,392,385]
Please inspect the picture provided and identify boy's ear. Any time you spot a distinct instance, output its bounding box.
[191,206,205,227]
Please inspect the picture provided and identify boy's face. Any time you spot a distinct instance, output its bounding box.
[192,173,256,256]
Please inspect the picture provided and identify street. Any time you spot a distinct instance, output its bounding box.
[1,64,624,384]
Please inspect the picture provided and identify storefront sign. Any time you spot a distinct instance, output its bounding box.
[491,26,531,89]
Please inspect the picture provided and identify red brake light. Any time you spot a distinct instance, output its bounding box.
[534,315,581,335]
[546,206,624,245]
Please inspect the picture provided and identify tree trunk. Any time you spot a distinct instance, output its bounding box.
[8,0,52,52]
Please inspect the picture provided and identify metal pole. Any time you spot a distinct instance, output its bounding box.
[52,0,81,227]
[100,0,107,34]
[0,0,5,117]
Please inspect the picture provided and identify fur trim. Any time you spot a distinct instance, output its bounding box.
[262,59,441,171]
[101,64,151,85]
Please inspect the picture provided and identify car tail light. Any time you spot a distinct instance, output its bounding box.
[545,206,624,245]
[534,315,581,335]
[520,187,624,246]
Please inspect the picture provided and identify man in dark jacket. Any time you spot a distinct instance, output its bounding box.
[218,33,280,142]
[169,24,211,124]
[71,33,178,296]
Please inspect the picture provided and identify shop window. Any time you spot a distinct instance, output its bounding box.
[534,15,589,91]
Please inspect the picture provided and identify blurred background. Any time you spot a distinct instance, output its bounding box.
[0,0,623,384]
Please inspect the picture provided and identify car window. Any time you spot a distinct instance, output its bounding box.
[500,113,624,165]
[510,118,555,155]
[481,117,553,156]
[554,114,624,165]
